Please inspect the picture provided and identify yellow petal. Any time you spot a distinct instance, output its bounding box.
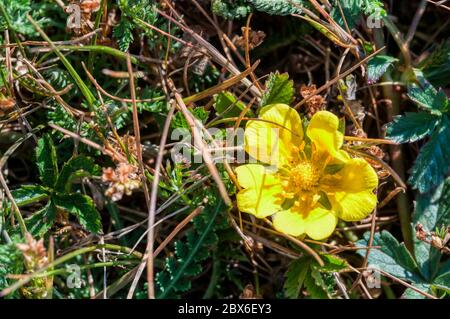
[245,104,303,166]
[235,164,278,188]
[334,191,377,221]
[334,158,378,192]
[306,111,345,160]
[304,207,338,240]
[272,210,306,236]
[235,164,283,218]
[324,158,378,221]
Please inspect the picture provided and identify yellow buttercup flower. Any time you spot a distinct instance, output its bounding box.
[235,104,378,240]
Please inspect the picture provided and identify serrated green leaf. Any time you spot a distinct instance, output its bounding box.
[155,271,173,296]
[249,0,304,15]
[165,257,178,276]
[113,17,134,52]
[0,243,23,293]
[211,0,252,20]
[36,134,58,187]
[174,241,188,262]
[25,200,57,238]
[310,267,332,298]
[173,277,191,293]
[330,0,360,30]
[316,254,349,273]
[53,193,102,234]
[331,0,386,29]
[157,199,225,298]
[284,254,345,299]
[413,178,450,280]
[54,156,100,193]
[386,112,440,143]
[401,283,432,299]
[407,81,448,114]
[356,231,421,282]
[260,72,294,107]
[184,262,203,277]
[171,107,209,130]
[408,118,450,193]
[304,270,328,299]
[367,55,398,84]
[284,256,311,298]
[0,0,49,36]
[11,184,50,207]
[362,0,386,16]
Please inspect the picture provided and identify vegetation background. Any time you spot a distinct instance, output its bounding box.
[0,0,449,299]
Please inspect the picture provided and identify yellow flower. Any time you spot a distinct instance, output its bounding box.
[236,104,378,240]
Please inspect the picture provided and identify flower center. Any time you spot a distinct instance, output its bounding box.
[291,162,320,191]
[280,161,320,197]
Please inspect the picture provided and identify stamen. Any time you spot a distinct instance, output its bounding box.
[298,141,308,160]
[279,160,320,198]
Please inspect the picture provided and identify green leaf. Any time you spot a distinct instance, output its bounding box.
[25,200,57,238]
[304,270,328,299]
[356,231,421,282]
[156,199,226,298]
[408,118,450,193]
[330,0,361,30]
[249,0,305,15]
[361,0,386,17]
[432,260,450,292]
[331,0,386,30]
[171,107,209,130]
[284,256,311,298]
[211,0,252,20]
[413,178,450,280]
[113,17,134,52]
[437,259,450,278]
[54,156,100,193]
[213,91,254,118]
[317,254,349,273]
[284,256,332,299]
[433,271,450,291]
[0,243,23,293]
[11,184,50,207]
[386,112,440,143]
[36,134,58,187]
[53,193,102,234]
[310,267,334,298]
[419,40,450,87]
[407,80,448,114]
[44,68,76,97]
[284,254,345,299]
[402,283,432,299]
[260,72,294,107]
[367,55,398,84]
[0,0,49,36]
